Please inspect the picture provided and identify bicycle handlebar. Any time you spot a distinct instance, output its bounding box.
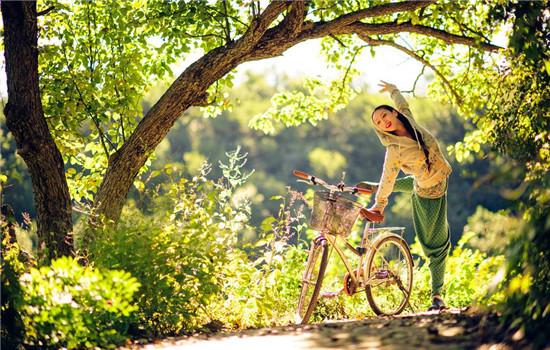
[293,170,309,179]
[293,170,371,195]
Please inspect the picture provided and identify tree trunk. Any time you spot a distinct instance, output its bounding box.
[91,46,249,226]
[2,1,74,260]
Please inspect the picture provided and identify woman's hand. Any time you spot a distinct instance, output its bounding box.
[378,80,398,95]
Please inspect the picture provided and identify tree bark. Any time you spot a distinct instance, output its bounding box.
[2,1,74,260]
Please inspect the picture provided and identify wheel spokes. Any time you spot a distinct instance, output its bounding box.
[366,237,413,315]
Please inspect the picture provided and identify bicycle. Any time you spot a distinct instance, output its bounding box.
[293,170,414,324]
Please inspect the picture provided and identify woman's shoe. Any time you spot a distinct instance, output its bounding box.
[428,297,448,311]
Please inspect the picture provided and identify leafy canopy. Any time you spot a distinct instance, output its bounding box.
[34,0,506,202]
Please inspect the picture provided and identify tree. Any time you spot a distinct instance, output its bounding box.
[2,0,504,257]
[2,1,73,260]
[462,2,549,345]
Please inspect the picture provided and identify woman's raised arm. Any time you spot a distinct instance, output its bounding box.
[378,80,412,118]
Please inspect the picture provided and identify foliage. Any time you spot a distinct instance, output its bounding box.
[445,2,549,179]
[441,2,550,346]
[489,0,550,64]
[1,235,26,349]
[496,174,550,348]
[16,256,140,349]
[0,124,35,221]
[463,206,521,256]
[36,0,247,201]
[207,189,310,328]
[88,149,252,336]
[483,57,550,181]
[443,233,506,308]
[38,1,160,200]
[249,76,359,134]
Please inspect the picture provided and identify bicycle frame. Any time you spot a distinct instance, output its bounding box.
[295,170,413,321]
[294,169,406,289]
[318,219,406,293]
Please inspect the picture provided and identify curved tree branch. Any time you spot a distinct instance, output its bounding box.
[37,6,55,17]
[348,21,502,52]
[247,2,500,61]
[358,34,462,103]
[92,1,292,224]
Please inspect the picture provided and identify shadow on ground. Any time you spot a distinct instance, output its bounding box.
[121,308,536,350]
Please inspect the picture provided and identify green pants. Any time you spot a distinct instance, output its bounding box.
[393,176,451,296]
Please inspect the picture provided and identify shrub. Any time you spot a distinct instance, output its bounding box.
[89,151,253,336]
[196,189,310,329]
[463,206,521,256]
[409,230,505,311]
[495,173,550,348]
[19,256,140,349]
[1,235,26,349]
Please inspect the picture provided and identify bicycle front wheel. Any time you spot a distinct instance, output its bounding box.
[296,237,329,324]
[365,233,413,316]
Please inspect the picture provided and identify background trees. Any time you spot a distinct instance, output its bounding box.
[2,0,503,258]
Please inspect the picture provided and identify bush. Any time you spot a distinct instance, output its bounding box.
[1,235,26,349]
[496,173,550,348]
[409,231,505,311]
[19,256,140,349]
[89,151,254,336]
[177,186,308,330]
[463,206,521,256]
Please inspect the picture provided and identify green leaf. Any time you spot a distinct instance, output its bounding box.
[260,217,277,232]
[255,239,268,247]
[411,12,420,25]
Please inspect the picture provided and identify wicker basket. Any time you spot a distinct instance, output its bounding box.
[309,191,362,237]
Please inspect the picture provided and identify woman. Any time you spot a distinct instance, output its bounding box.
[359,81,452,311]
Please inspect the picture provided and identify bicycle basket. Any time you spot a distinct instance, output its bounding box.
[309,191,362,237]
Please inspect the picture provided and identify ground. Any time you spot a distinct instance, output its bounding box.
[121,307,541,350]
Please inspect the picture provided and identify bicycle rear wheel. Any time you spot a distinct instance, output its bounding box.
[365,233,413,316]
[296,237,329,324]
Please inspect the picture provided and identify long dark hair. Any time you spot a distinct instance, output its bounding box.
[372,105,432,172]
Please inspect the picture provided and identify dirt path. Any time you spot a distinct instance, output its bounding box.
[123,308,531,350]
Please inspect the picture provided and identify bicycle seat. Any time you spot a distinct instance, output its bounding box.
[359,208,384,223]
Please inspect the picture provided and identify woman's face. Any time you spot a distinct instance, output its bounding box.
[372,107,400,133]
